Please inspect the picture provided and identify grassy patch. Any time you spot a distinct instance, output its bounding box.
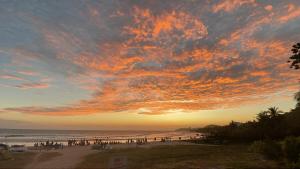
[0,152,36,169]
[77,144,281,169]
[36,152,62,162]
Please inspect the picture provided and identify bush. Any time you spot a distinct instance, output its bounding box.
[250,140,282,160]
[283,137,300,164]
[249,140,265,153]
[0,150,12,161]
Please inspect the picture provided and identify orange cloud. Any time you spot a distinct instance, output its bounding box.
[212,0,256,13]
[264,5,273,11]
[215,77,240,84]
[124,6,208,46]
[250,71,269,77]
[279,4,300,23]
[2,1,299,117]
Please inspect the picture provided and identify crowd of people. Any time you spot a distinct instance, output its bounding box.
[33,141,63,150]
[31,136,188,150]
[67,139,90,146]
[136,138,148,145]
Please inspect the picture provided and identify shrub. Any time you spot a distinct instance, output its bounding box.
[250,140,282,160]
[283,137,300,164]
[249,140,265,153]
[0,150,12,161]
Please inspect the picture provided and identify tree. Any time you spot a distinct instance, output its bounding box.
[288,42,300,69]
[256,111,270,122]
[256,107,282,122]
[288,43,300,109]
[295,91,300,108]
[267,107,282,118]
[228,120,239,128]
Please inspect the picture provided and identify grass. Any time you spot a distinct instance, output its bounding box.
[0,151,61,169]
[36,152,62,162]
[0,152,36,169]
[77,144,281,169]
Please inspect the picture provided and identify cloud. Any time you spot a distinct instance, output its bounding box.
[278,4,300,23]
[125,7,208,42]
[15,82,49,89]
[0,118,39,129]
[17,70,39,76]
[264,5,273,11]
[0,74,23,81]
[0,0,299,116]
[138,111,166,115]
[212,0,256,13]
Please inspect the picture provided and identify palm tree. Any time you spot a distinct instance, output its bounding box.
[267,107,282,118]
[256,111,269,122]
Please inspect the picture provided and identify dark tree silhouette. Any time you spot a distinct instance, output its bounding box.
[256,111,269,122]
[267,107,282,118]
[295,91,300,108]
[288,43,300,108]
[295,91,300,101]
[288,42,300,69]
[256,107,282,122]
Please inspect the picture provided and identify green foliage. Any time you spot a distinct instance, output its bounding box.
[199,106,289,143]
[250,137,300,168]
[286,108,300,136]
[200,106,297,143]
[283,137,300,164]
[249,140,282,160]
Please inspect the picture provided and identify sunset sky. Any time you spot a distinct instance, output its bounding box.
[0,0,299,130]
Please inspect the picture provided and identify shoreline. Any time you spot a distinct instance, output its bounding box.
[0,130,201,147]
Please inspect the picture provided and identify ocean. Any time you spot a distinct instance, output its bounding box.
[0,129,198,146]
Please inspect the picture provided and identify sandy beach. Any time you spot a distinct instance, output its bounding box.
[24,146,93,169]
[0,142,281,169]
[21,141,197,169]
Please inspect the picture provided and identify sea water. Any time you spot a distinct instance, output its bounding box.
[0,129,198,146]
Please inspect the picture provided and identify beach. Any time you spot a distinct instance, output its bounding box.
[0,129,281,169]
[0,142,281,169]
[0,129,198,146]
[25,141,200,169]
[24,146,91,169]
[0,129,201,168]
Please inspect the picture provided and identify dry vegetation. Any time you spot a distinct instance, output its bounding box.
[0,152,36,169]
[77,144,281,169]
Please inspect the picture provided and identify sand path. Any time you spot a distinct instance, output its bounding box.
[24,142,201,169]
[25,146,94,169]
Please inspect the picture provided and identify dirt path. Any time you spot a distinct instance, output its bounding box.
[25,146,94,169]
